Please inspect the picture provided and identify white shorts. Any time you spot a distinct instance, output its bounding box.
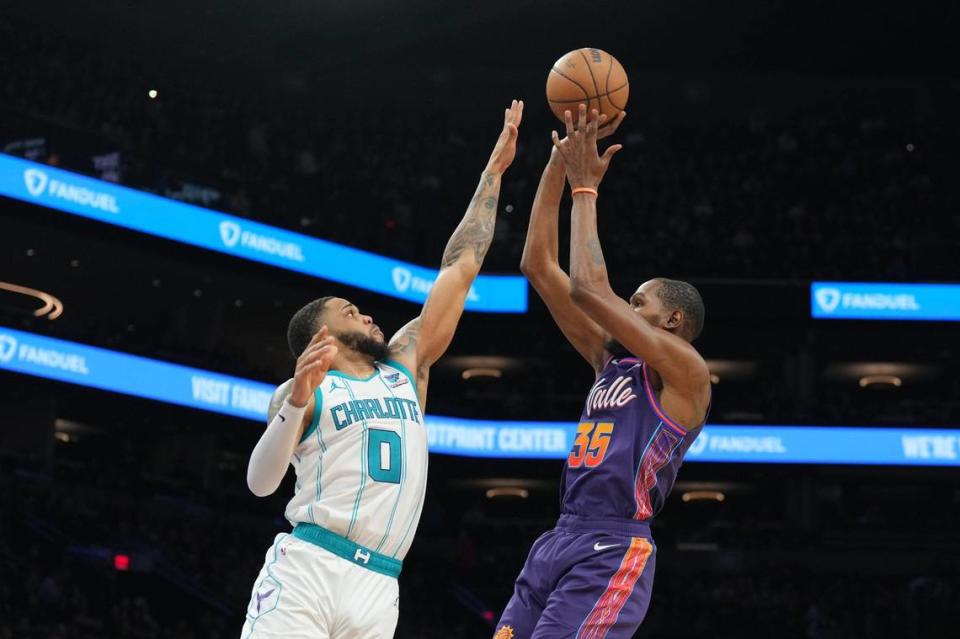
[241,533,400,639]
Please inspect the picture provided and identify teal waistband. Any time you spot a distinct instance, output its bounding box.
[292,524,402,579]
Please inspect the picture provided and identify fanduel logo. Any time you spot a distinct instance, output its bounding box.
[0,334,17,363]
[23,168,119,213]
[5,339,90,374]
[694,433,787,455]
[392,267,412,293]
[391,266,479,301]
[816,287,921,314]
[688,432,708,455]
[24,168,47,196]
[217,221,304,262]
[219,221,241,247]
[815,288,841,313]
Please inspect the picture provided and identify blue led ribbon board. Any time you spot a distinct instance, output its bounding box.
[2,327,957,466]
[0,153,527,313]
[811,281,960,321]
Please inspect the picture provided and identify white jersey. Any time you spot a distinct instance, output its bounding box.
[284,360,428,561]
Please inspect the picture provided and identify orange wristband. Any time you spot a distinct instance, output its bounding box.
[571,187,599,197]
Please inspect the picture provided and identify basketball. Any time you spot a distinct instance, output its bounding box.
[546,48,629,124]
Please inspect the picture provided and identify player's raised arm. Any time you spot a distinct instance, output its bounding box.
[520,113,625,373]
[552,105,710,426]
[388,100,524,406]
[246,327,337,496]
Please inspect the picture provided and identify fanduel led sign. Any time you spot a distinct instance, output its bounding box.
[811,282,960,321]
[1,153,528,313]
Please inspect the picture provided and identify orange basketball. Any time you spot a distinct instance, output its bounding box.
[546,48,629,125]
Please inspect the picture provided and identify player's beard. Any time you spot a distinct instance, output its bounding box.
[335,330,390,362]
[604,338,633,360]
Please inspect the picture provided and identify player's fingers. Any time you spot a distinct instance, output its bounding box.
[298,360,333,377]
[515,100,524,127]
[598,113,609,127]
[601,144,623,164]
[299,343,333,362]
[577,103,587,133]
[298,340,335,363]
[551,129,563,150]
[505,123,518,141]
[563,110,574,136]
[306,325,328,347]
[586,109,600,144]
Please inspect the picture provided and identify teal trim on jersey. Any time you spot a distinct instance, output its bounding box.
[326,368,381,383]
[243,533,288,638]
[342,379,369,538]
[383,359,418,398]
[300,387,323,443]
[375,375,407,552]
[292,523,402,579]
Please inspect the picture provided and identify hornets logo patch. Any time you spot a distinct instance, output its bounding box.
[383,371,409,389]
[493,625,514,639]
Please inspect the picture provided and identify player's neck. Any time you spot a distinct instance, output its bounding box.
[331,349,378,379]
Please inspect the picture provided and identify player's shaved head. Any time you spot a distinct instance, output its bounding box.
[287,296,336,356]
[652,278,704,341]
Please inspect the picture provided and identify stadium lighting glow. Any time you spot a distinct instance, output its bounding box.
[859,375,902,388]
[486,487,529,499]
[462,367,503,380]
[682,491,725,503]
[148,89,158,99]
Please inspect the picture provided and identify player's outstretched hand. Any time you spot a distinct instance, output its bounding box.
[485,99,524,175]
[551,104,622,189]
[597,110,626,141]
[290,326,338,407]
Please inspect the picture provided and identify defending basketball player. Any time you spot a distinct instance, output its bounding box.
[495,104,711,639]
[240,100,524,638]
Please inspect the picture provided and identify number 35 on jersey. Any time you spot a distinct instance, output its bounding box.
[568,421,615,468]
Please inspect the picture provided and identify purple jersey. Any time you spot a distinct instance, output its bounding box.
[560,356,705,522]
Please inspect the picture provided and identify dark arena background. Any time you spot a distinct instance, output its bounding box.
[1,1,959,637]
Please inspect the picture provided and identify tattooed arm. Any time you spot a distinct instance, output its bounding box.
[388,100,524,409]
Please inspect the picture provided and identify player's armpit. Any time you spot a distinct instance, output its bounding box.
[388,318,431,408]
[524,263,607,372]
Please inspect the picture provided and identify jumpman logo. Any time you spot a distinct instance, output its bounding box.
[256,587,275,613]
[329,378,347,393]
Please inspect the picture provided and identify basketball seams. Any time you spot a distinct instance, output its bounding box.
[547,82,629,104]
[549,66,590,100]
[600,54,617,116]
[578,49,602,113]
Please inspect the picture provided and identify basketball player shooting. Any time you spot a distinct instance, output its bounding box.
[496,104,711,639]
[240,100,524,638]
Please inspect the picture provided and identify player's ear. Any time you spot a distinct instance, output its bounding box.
[665,310,683,330]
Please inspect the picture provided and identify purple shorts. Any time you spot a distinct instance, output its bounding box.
[494,514,656,639]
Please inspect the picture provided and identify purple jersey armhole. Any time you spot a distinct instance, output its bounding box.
[640,363,690,437]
